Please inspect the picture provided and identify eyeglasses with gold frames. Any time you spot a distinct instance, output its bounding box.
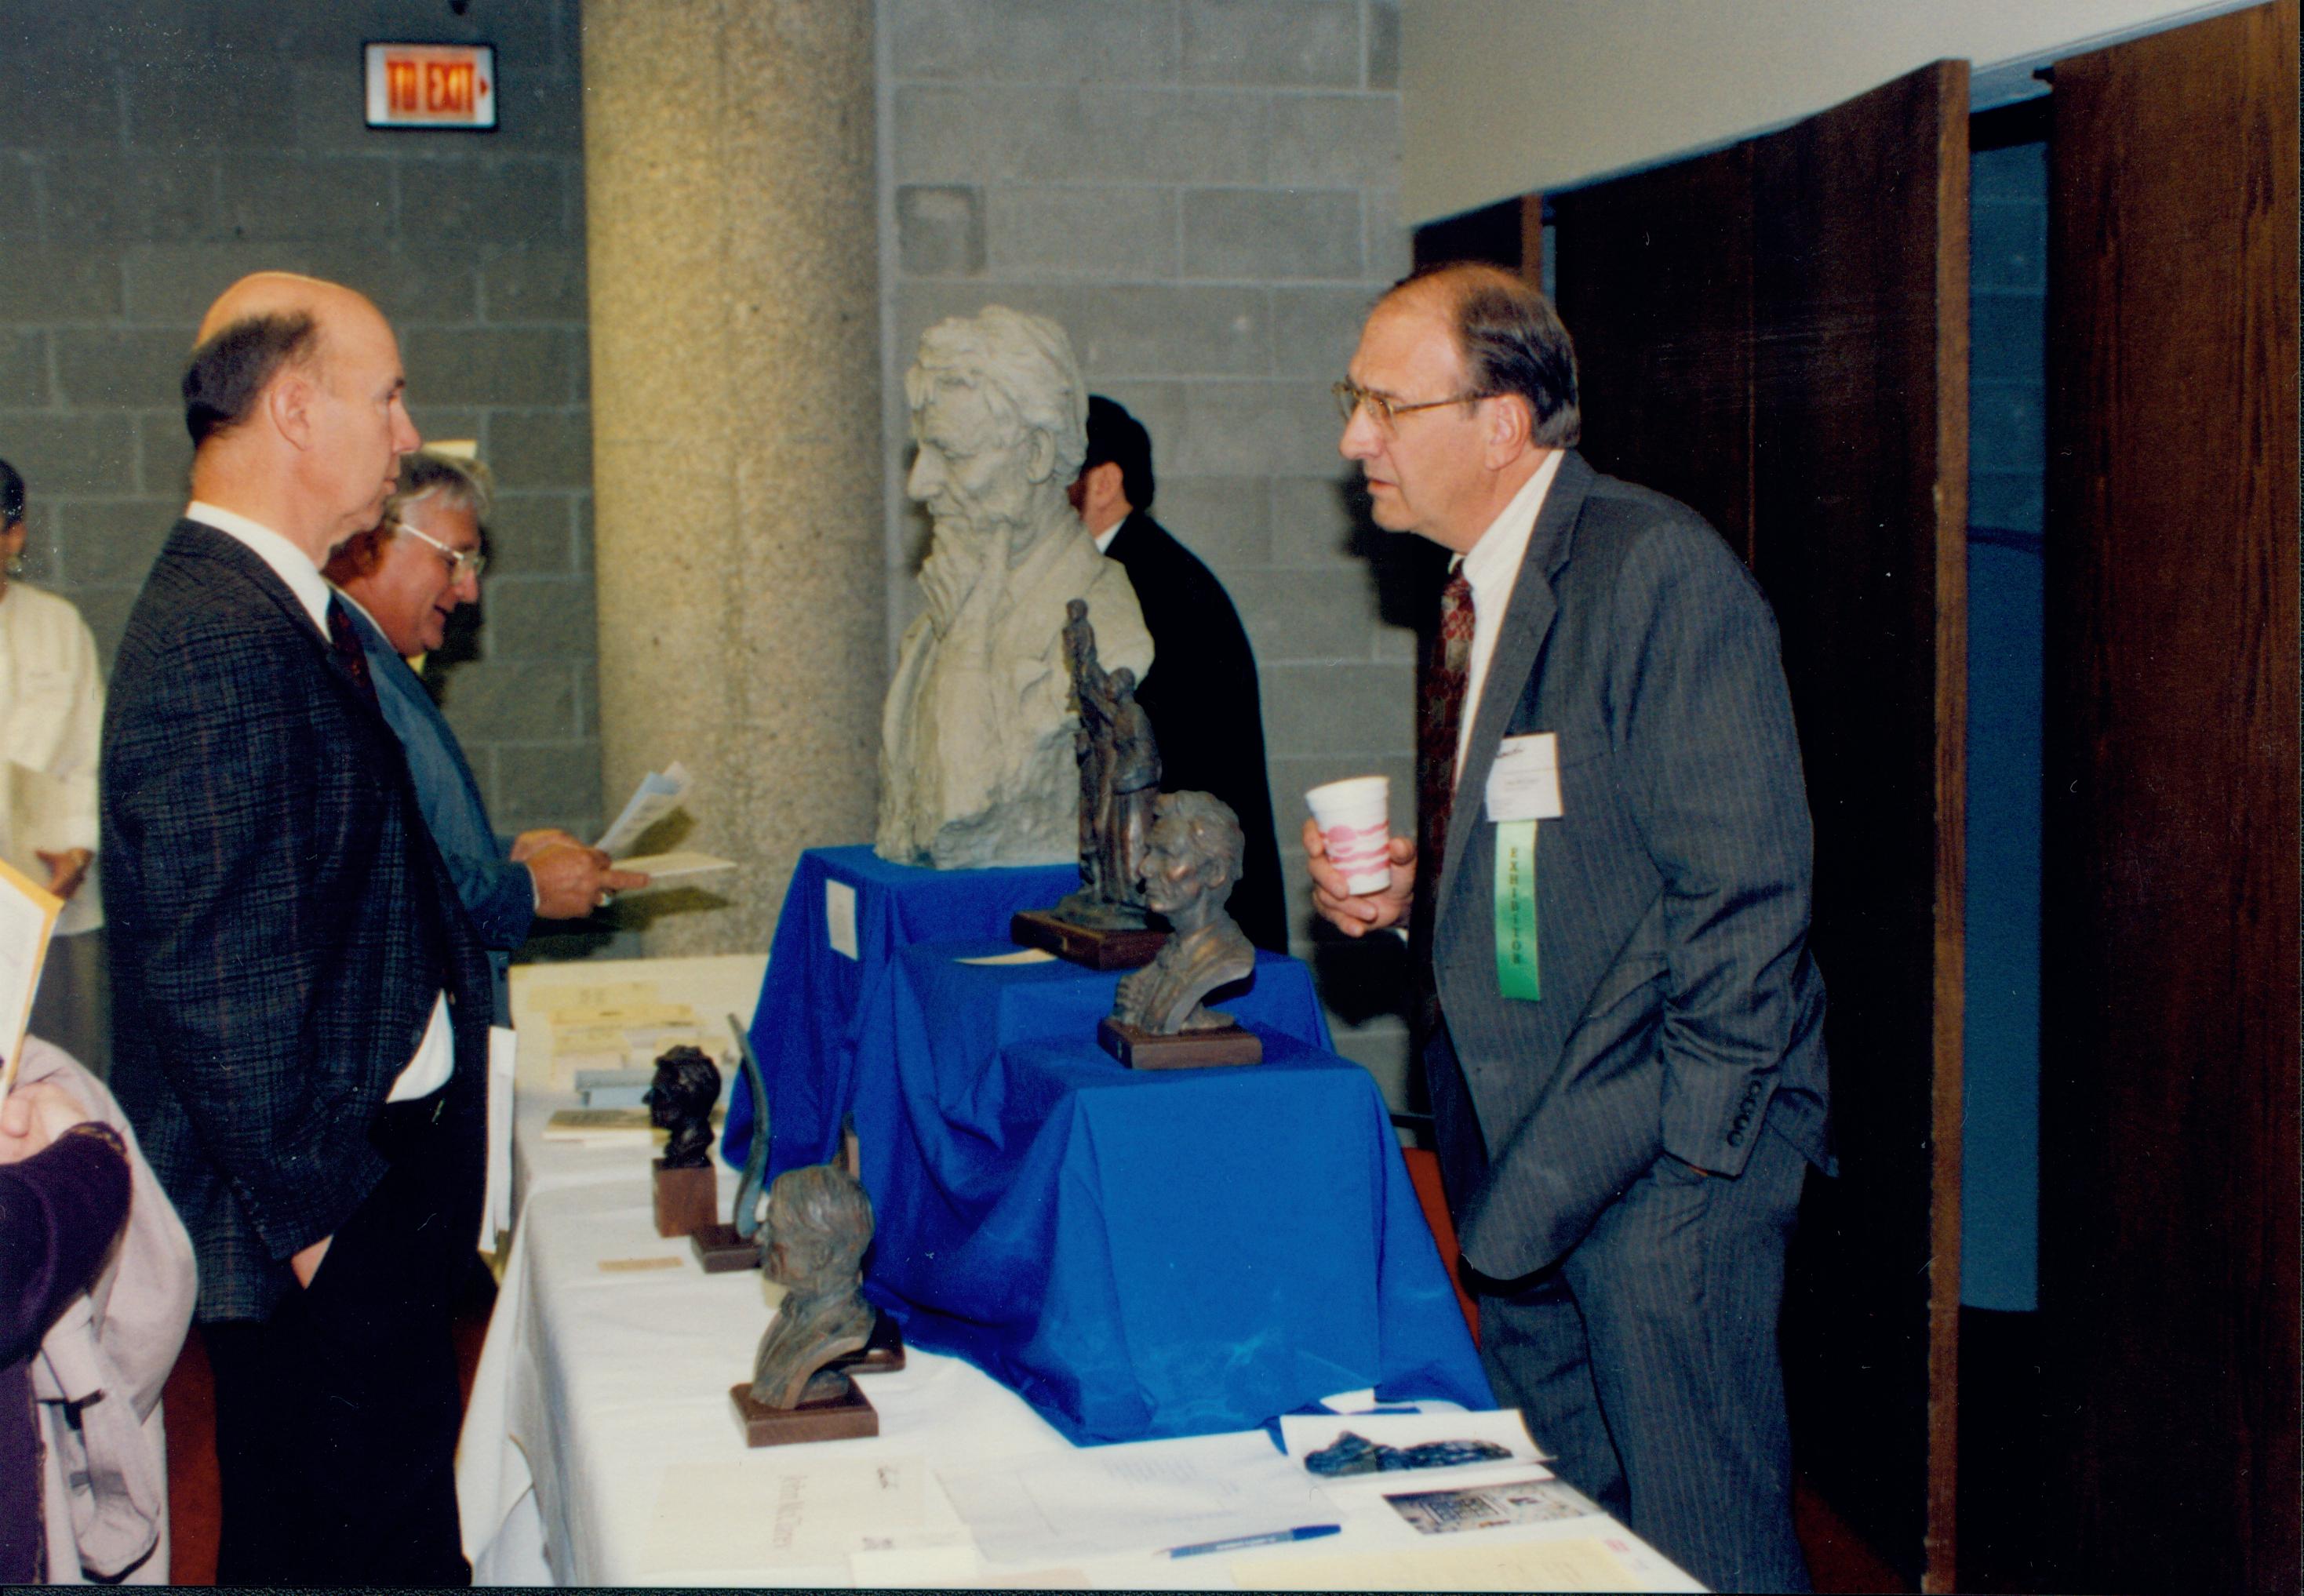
[1331,378,1493,429]
[394,518,488,581]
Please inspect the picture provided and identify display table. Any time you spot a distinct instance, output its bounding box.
[726,845,1078,1166]
[455,1064,1702,1589]
[816,939,1484,1443]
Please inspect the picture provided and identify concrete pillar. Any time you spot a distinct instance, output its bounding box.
[582,0,884,954]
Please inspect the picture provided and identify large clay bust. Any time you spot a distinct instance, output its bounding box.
[875,308,1154,869]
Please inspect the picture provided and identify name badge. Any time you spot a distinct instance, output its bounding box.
[1484,733,1563,823]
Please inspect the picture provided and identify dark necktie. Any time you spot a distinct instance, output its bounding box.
[326,596,380,713]
[1410,570,1475,1038]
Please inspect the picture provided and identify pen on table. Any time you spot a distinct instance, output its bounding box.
[1163,1524,1341,1559]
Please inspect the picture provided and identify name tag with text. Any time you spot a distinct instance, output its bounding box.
[1484,733,1563,823]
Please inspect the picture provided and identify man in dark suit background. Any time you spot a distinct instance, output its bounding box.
[103,272,493,1585]
[1302,264,1830,1592]
[323,445,642,1023]
[1072,396,1287,951]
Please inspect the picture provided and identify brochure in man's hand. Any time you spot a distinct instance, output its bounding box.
[0,855,64,1108]
[595,761,692,859]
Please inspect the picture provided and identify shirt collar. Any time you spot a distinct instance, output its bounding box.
[1455,449,1563,605]
[1092,513,1127,554]
[184,500,335,634]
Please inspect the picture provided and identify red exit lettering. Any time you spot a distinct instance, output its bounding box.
[425,61,473,115]
[386,58,421,114]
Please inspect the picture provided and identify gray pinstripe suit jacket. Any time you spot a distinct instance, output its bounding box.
[1431,451,1831,1282]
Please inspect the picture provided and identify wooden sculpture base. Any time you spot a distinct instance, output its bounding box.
[832,1308,907,1375]
[1097,1016,1262,1069]
[1011,910,1168,970]
[730,1379,879,1447]
[653,1162,717,1238]
[689,1223,760,1272]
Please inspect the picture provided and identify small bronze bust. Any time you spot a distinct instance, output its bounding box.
[1112,791,1256,1034]
[748,1164,878,1410]
[647,1045,721,1169]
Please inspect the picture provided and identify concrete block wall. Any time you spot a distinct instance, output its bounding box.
[879,0,1424,1103]
[0,0,603,842]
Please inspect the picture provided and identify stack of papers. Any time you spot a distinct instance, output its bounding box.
[593,763,738,889]
[525,979,712,1090]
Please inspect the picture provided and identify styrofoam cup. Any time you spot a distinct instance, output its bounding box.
[1305,776,1393,895]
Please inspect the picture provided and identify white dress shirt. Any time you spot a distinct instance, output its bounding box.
[1452,449,1564,783]
[1091,514,1126,554]
[184,501,452,1103]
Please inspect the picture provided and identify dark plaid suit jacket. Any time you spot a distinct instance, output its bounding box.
[102,519,492,1322]
[1429,452,1833,1281]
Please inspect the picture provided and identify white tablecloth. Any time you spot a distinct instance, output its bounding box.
[456,955,1705,1590]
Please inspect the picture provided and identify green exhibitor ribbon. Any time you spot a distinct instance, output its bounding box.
[1493,820,1541,1001]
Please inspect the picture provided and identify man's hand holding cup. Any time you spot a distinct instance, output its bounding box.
[1303,776,1417,936]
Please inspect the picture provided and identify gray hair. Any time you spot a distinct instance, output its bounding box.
[390,447,496,526]
[905,306,1086,485]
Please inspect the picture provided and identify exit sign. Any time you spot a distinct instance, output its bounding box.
[364,42,497,130]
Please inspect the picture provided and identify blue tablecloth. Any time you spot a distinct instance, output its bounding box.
[795,939,1491,1445]
[726,845,1077,1166]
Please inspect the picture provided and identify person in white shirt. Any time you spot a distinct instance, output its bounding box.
[0,458,110,1076]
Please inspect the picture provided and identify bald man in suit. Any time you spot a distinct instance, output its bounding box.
[104,273,491,1584]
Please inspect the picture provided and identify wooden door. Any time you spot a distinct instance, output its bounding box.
[1553,147,1757,564]
[2040,4,2301,1591]
[1750,64,1971,1595]
[1553,63,1971,1589]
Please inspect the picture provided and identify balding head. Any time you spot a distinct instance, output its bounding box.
[1377,264,1581,449]
[193,270,361,346]
[185,274,376,446]
[184,273,419,561]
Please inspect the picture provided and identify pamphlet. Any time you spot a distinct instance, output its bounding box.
[1384,1476,1596,1535]
[595,762,691,857]
[0,856,63,1107]
[611,849,735,884]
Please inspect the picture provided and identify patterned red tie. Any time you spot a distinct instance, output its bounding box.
[326,597,381,712]
[1410,569,1475,1036]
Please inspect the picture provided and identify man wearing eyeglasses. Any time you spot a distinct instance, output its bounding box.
[325,447,646,1023]
[1301,263,1831,1594]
